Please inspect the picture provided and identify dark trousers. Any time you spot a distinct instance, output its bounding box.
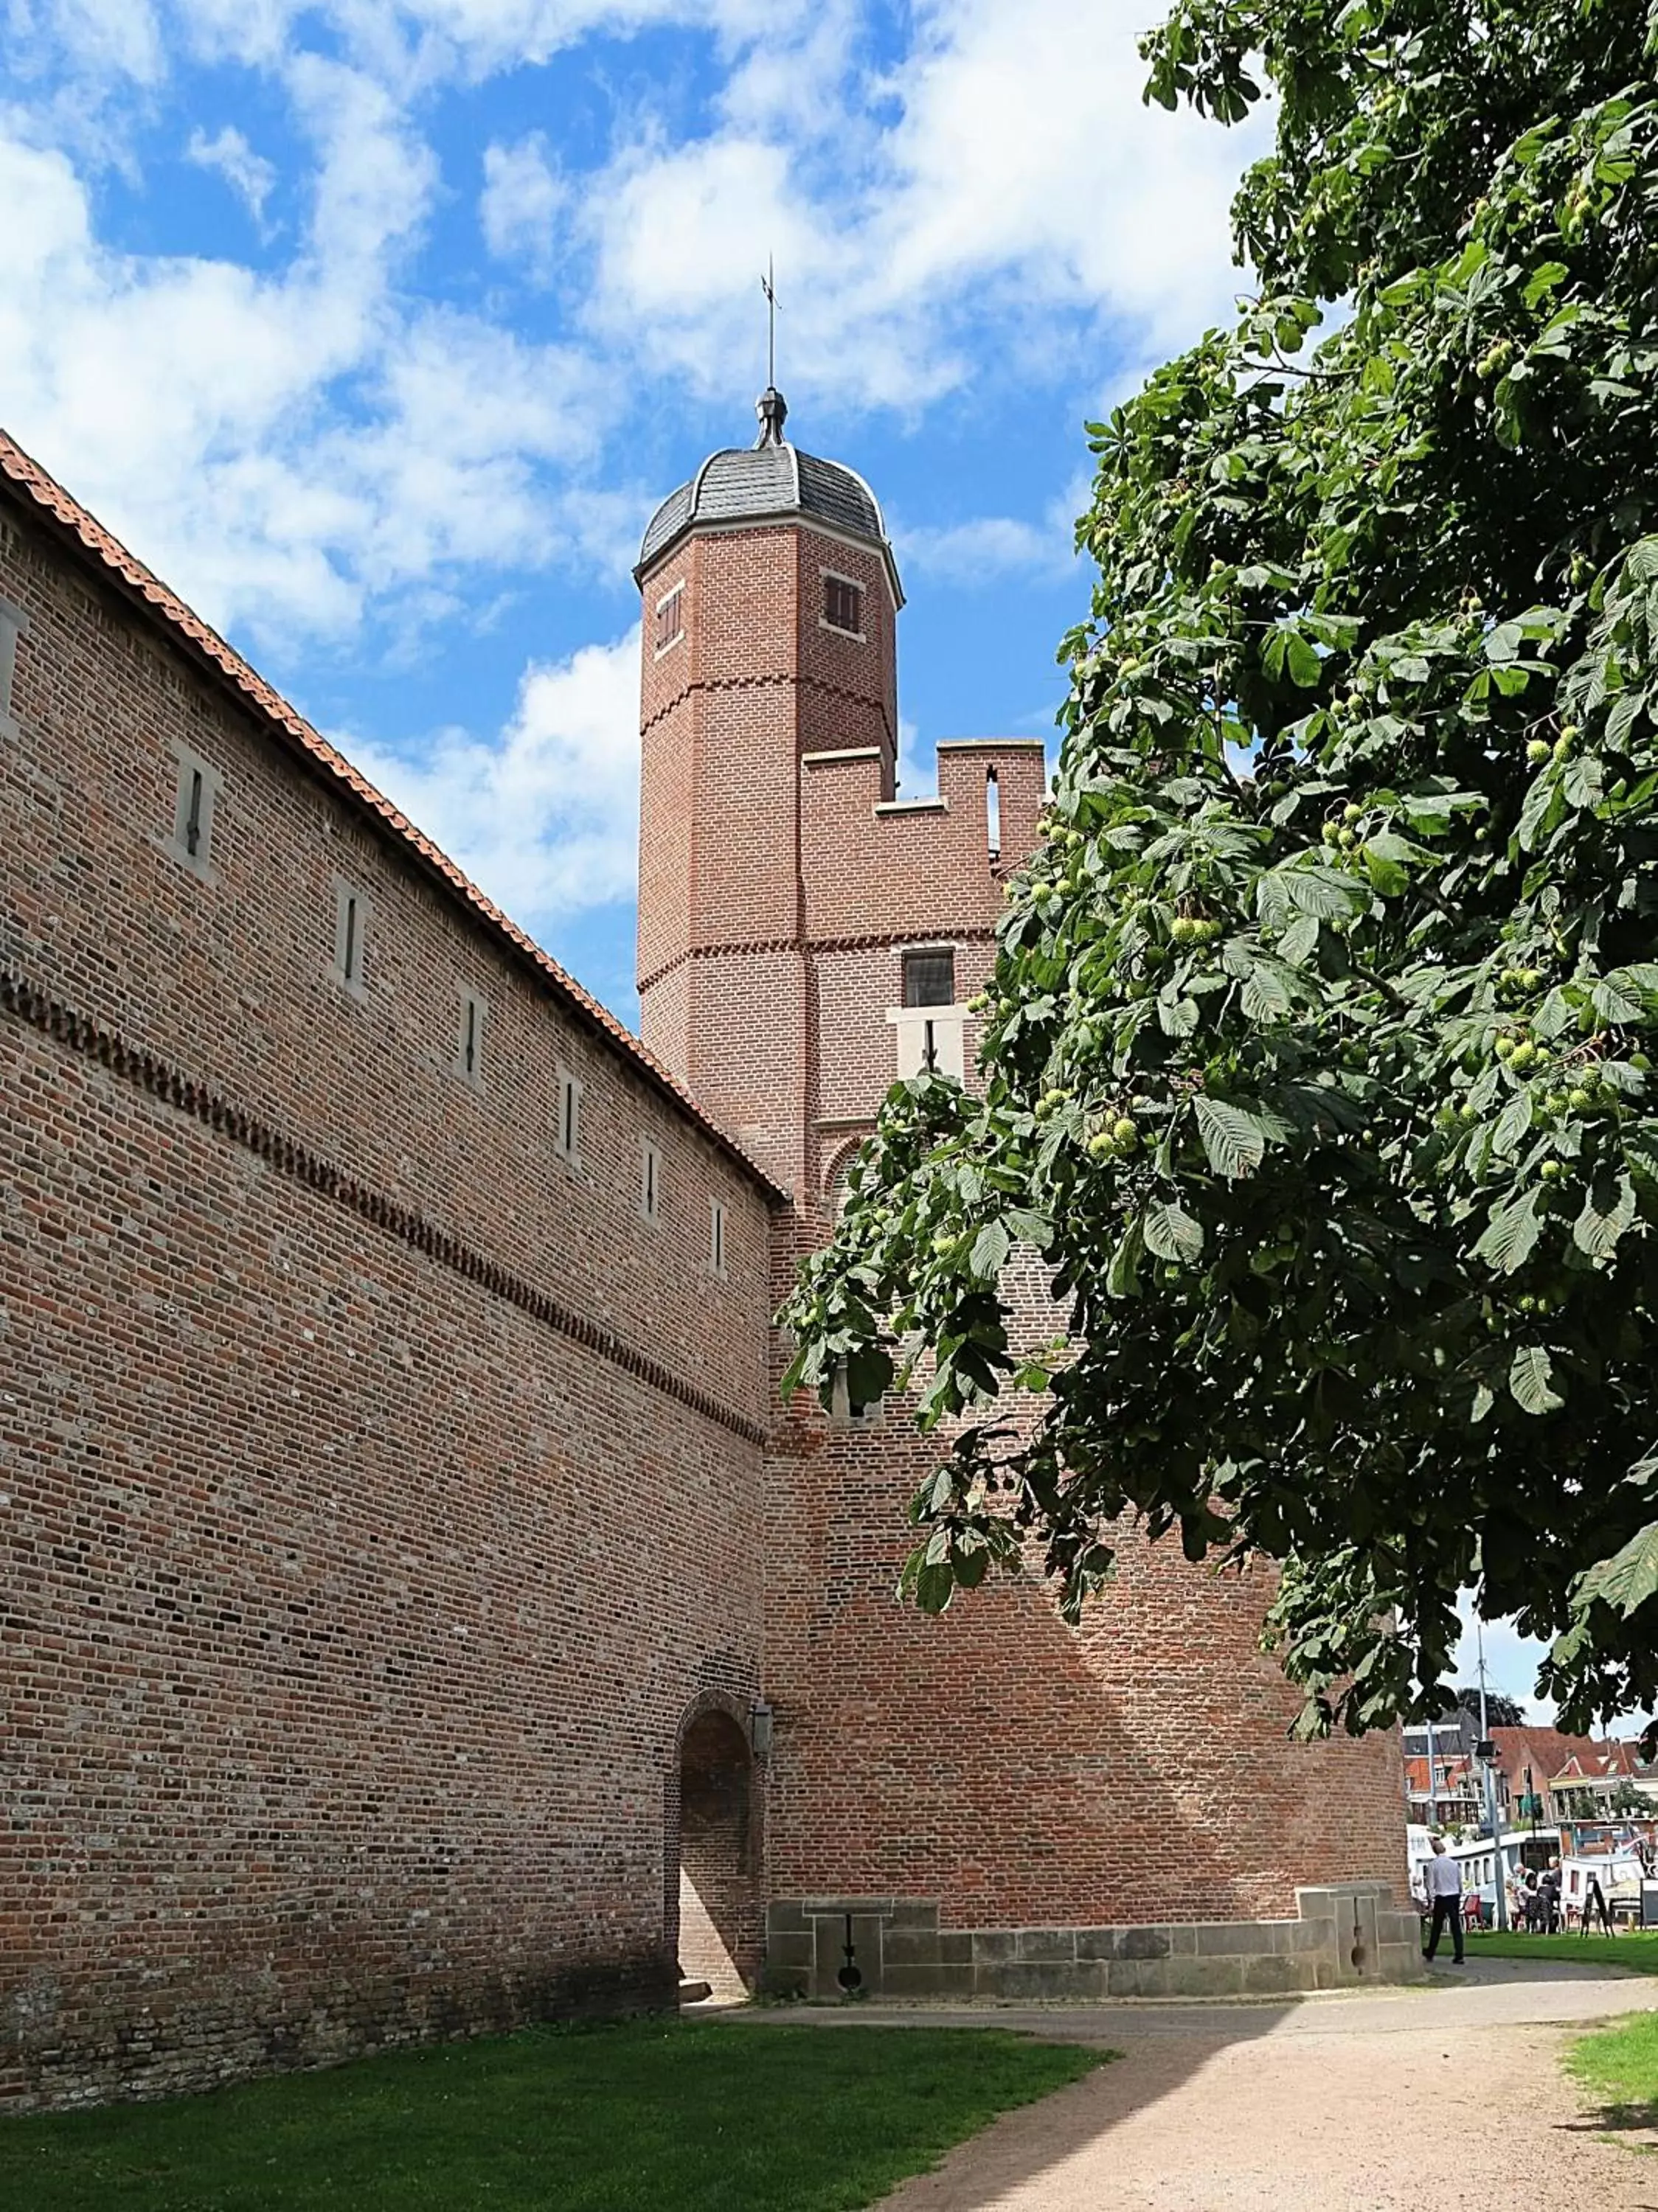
[1425,1895,1464,1961]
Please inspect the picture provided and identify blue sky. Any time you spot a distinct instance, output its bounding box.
[0,0,1586,1723]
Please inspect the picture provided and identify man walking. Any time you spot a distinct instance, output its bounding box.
[1423,1835,1465,1964]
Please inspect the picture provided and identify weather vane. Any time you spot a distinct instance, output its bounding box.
[761,257,780,389]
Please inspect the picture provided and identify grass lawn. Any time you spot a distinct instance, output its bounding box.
[0,2018,1107,2212]
[1471,1930,1658,1975]
[1567,2010,1658,2143]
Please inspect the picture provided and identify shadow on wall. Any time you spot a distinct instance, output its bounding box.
[676,1706,758,1999]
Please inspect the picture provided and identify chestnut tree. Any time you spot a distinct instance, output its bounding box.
[780,0,1658,1739]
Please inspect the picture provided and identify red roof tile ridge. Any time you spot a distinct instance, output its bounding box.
[0,425,781,1197]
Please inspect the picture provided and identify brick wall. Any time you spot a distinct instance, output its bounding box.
[634,487,1408,1955]
[0,486,772,2107]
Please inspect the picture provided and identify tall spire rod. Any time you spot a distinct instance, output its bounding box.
[755,257,788,447]
[761,257,780,391]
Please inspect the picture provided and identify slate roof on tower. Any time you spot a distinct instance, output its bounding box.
[636,388,902,602]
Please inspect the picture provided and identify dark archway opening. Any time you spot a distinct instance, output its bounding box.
[676,1707,757,2000]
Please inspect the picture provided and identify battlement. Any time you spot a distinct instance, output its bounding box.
[799,736,1045,942]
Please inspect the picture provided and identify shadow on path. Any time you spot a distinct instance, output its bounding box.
[717,1956,1658,2211]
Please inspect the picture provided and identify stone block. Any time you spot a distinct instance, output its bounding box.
[763,1932,813,1971]
[1016,1927,1076,1961]
[1166,1924,1199,1955]
[756,1964,809,2000]
[1165,1955,1244,1999]
[887,1901,940,1933]
[1108,1958,1172,1998]
[878,1964,975,2000]
[803,1898,895,1918]
[937,1933,973,1964]
[970,1930,1020,1964]
[1239,1952,1306,1995]
[766,1901,808,1935]
[980,1961,1108,2002]
[1271,1919,1334,1956]
[1117,1926,1170,1961]
[1194,1921,1275,1958]
[1378,1942,1427,1983]
[881,1930,943,1968]
[1075,1929,1118,1961]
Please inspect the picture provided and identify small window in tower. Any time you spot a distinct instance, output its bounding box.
[655,584,684,654]
[556,1067,583,1162]
[0,594,29,736]
[160,740,223,879]
[456,988,487,1088]
[709,1197,726,1278]
[331,880,367,997]
[903,948,956,1008]
[639,1138,661,1222]
[822,571,863,638]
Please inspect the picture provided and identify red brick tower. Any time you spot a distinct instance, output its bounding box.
[637,397,1418,2001]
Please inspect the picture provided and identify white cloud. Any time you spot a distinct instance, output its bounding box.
[480,131,566,271]
[898,476,1090,585]
[349,629,643,928]
[582,0,1266,411]
[0,69,608,648]
[19,0,166,84]
[186,123,278,229]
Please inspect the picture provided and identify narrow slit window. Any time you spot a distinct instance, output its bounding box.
[985,768,1002,862]
[0,595,30,734]
[332,881,367,995]
[557,1069,583,1161]
[456,990,486,1088]
[709,1198,726,1276]
[639,1140,661,1221]
[163,742,222,876]
[655,585,684,652]
[902,948,955,1008]
[823,573,862,636]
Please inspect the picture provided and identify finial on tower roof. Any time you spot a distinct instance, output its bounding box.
[755,386,788,447]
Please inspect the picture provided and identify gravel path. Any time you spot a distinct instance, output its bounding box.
[731,1958,1658,2210]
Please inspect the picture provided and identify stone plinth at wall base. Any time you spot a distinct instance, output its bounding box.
[2,1949,678,2113]
[760,1885,1425,2002]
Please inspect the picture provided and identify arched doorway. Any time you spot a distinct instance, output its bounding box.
[675,1704,757,2000]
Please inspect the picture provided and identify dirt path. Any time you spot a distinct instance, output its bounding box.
[735,1959,1658,2210]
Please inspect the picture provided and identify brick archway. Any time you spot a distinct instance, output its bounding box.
[673,1697,759,2000]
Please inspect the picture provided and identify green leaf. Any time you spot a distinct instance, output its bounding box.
[1473,1192,1542,1273]
[1284,630,1322,687]
[1493,1090,1533,1156]
[1193,1096,1269,1178]
[1590,977,1644,1024]
[969,1220,1012,1279]
[1280,866,1363,922]
[1280,915,1320,966]
[1570,1520,1658,1619]
[1573,1172,1637,1260]
[1509,1344,1564,1415]
[1106,1217,1146,1296]
[1241,967,1291,1020]
[845,1346,894,1408]
[1143,1202,1204,1263]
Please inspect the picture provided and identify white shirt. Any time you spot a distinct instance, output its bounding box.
[1424,1851,1463,1898]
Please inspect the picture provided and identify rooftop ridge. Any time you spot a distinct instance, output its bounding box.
[0,424,782,1199]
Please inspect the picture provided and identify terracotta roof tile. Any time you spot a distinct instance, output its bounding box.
[0,426,782,1199]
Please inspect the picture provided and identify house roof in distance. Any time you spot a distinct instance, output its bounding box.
[0,424,782,1200]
